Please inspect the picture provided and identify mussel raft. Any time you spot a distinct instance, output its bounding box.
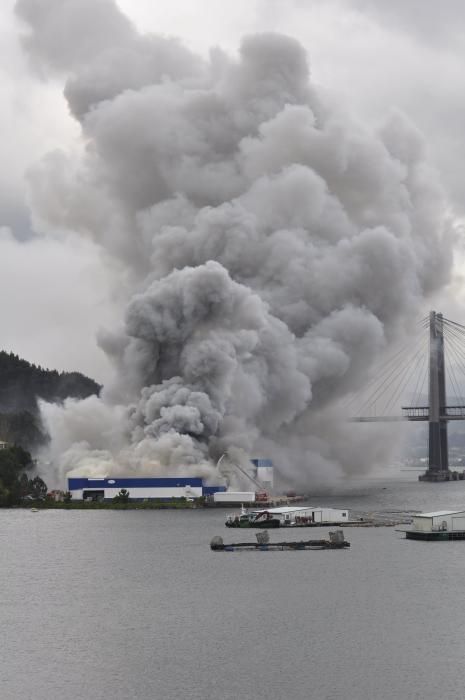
[210,530,350,551]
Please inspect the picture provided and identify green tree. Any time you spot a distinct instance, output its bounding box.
[113,488,130,504]
[0,445,37,506]
[0,482,10,507]
[18,472,29,498]
[29,476,47,500]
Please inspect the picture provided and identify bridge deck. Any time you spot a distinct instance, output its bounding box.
[351,406,465,422]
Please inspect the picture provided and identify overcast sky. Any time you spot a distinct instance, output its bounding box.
[2,0,465,383]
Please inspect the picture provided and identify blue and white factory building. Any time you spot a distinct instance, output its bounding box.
[68,477,227,501]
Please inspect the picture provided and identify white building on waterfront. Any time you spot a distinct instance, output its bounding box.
[67,476,226,501]
[412,510,465,533]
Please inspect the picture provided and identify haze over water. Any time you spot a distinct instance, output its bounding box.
[2,475,465,700]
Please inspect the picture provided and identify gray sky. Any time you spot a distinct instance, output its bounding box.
[2,0,465,383]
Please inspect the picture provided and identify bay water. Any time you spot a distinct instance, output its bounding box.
[2,475,465,700]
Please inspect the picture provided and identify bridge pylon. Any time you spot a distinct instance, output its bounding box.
[419,311,450,481]
[351,310,465,482]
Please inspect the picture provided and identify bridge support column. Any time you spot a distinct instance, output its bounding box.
[420,311,451,481]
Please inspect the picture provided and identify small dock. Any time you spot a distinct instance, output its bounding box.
[402,529,465,541]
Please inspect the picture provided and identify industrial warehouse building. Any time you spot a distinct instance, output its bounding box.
[69,457,274,502]
[68,477,226,501]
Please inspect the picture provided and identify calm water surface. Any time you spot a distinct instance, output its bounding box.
[2,475,465,700]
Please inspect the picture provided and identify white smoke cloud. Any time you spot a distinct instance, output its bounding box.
[15,0,454,488]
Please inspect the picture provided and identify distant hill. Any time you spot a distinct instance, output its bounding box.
[0,351,101,449]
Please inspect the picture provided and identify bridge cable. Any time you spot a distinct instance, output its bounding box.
[355,333,428,416]
[342,320,430,413]
[383,338,429,414]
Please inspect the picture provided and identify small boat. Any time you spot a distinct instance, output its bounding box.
[31,508,39,512]
[226,509,280,529]
[211,530,350,551]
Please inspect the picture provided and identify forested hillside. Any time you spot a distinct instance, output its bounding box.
[0,351,101,448]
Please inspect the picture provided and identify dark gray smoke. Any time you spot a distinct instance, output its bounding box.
[15,0,453,487]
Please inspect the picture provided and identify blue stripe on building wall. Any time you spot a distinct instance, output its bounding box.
[68,477,204,489]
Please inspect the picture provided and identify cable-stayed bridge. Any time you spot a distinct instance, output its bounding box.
[347,311,465,482]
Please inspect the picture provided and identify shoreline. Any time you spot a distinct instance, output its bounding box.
[8,499,201,510]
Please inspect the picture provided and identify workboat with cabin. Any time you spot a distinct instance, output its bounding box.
[225,505,349,528]
[226,508,281,528]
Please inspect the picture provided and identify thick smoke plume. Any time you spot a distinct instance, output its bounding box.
[15,0,453,487]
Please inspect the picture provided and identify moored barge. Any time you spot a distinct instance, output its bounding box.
[401,509,465,540]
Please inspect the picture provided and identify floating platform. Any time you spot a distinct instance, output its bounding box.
[399,509,465,540]
[402,529,465,541]
[225,519,355,529]
[210,530,350,551]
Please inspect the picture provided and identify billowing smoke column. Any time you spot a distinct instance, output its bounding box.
[15,0,452,487]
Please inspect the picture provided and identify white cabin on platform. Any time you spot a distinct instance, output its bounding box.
[412,510,465,533]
